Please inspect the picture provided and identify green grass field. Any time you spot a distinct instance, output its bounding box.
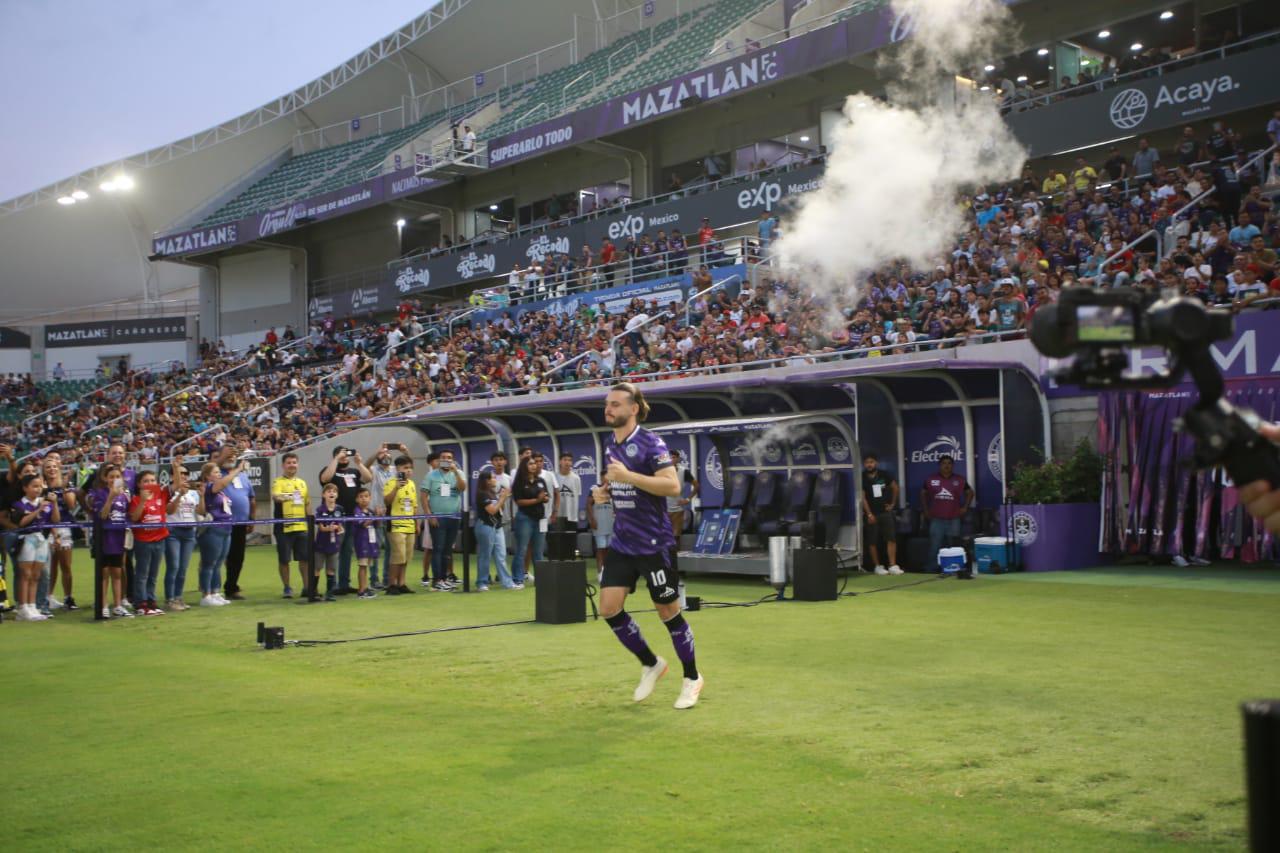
[5,548,1278,851]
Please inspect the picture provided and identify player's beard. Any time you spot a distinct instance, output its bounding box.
[609,414,632,429]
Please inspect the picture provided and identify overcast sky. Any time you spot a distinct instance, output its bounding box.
[0,0,433,201]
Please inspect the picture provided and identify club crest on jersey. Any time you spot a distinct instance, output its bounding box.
[625,444,639,458]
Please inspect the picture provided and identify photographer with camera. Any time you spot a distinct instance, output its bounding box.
[318,445,372,594]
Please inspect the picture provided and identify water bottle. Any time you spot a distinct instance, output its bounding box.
[678,581,687,610]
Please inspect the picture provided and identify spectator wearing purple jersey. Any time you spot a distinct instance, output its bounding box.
[312,484,343,602]
[920,455,974,566]
[94,464,133,618]
[11,473,59,621]
[196,459,246,607]
[351,488,379,599]
[595,382,703,710]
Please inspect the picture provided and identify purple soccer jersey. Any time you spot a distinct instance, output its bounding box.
[314,504,343,555]
[204,482,234,531]
[605,425,675,556]
[352,507,379,559]
[100,493,130,556]
[13,496,55,534]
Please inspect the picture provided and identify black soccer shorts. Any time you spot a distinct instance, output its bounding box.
[599,551,680,604]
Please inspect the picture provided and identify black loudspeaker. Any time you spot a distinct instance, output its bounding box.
[546,530,578,560]
[535,560,586,624]
[792,549,838,601]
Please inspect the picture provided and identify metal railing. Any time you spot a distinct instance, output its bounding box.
[337,327,1036,428]
[1004,30,1280,113]
[1101,143,1278,271]
[168,423,231,464]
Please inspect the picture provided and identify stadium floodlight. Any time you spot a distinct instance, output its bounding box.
[1037,47,1049,56]
[489,204,498,211]
[799,135,810,142]
[114,175,135,190]
[56,196,76,205]
[1016,75,1028,82]
[100,179,117,192]
[1160,10,1173,19]
[983,63,995,71]
[979,85,991,91]
[1130,42,1143,51]
[71,190,89,200]
[395,218,407,228]
[1098,29,1111,38]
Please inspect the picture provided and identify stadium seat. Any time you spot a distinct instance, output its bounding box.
[725,470,754,512]
[746,469,782,534]
[758,470,815,538]
[810,469,844,548]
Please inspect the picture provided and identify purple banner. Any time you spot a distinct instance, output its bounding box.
[1043,310,1280,398]
[152,166,445,259]
[972,404,1003,507]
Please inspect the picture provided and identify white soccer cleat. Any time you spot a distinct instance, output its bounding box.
[633,657,668,702]
[673,675,704,710]
[887,565,904,575]
[873,565,888,575]
[1171,555,1189,567]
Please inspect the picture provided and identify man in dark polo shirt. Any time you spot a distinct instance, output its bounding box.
[861,453,901,575]
[319,446,372,594]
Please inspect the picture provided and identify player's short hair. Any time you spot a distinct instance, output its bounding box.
[426,451,440,464]
[863,452,877,462]
[281,452,298,463]
[355,487,370,498]
[610,381,650,422]
[939,454,954,463]
[491,451,507,462]
[560,452,572,461]
[394,455,413,467]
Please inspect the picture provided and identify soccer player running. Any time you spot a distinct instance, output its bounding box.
[594,382,703,710]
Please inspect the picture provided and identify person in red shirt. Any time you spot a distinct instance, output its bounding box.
[128,470,170,615]
[600,238,617,285]
[698,217,716,265]
[920,455,973,567]
[264,328,278,346]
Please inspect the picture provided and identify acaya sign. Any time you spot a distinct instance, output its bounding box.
[1007,39,1280,156]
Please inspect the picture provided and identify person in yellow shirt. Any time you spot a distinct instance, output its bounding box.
[382,455,421,595]
[1071,157,1097,191]
[1041,171,1067,196]
[271,452,310,598]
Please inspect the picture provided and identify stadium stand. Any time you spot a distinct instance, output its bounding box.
[8,122,1277,471]
[197,0,796,227]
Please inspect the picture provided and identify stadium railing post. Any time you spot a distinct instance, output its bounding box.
[461,510,470,593]
[93,514,105,621]
[305,515,317,600]
[1243,699,1280,851]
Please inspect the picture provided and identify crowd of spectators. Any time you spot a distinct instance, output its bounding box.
[3,118,1278,479]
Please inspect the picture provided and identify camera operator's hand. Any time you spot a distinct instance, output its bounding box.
[1239,423,1280,535]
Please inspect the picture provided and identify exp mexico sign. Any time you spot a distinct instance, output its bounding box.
[380,162,824,296]
[44,317,188,348]
[1006,40,1280,157]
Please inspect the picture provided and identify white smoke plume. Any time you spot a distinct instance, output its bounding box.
[744,421,815,465]
[773,0,1027,298]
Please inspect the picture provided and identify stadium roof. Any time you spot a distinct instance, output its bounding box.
[0,0,644,322]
